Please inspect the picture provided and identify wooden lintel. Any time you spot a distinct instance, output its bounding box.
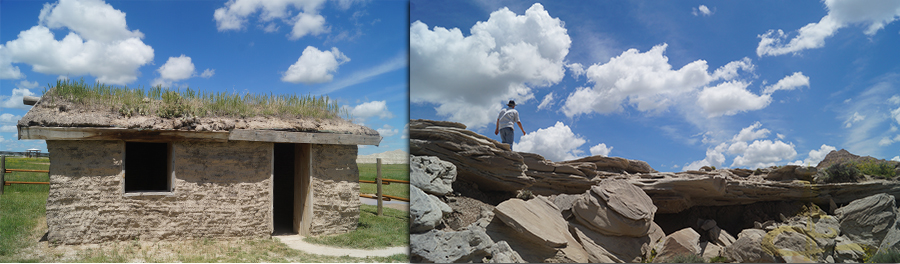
[18,127,229,142]
[17,126,382,145]
[229,129,382,145]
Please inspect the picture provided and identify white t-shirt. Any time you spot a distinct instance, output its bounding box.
[497,108,519,129]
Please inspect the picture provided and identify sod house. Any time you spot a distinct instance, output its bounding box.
[16,86,381,245]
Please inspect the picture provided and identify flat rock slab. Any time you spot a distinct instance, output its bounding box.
[494,197,569,248]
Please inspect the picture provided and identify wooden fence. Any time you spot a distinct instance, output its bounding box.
[359,158,409,216]
[0,155,51,195]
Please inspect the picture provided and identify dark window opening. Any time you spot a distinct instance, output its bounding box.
[125,142,170,192]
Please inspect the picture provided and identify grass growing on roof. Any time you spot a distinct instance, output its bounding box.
[42,78,349,119]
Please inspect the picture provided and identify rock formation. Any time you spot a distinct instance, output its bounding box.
[409,119,900,263]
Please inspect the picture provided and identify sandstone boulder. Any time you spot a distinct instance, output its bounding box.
[835,193,898,247]
[724,228,777,263]
[653,227,701,263]
[410,185,442,233]
[573,179,657,237]
[834,235,867,263]
[562,155,657,174]
[410,155,457,196]
[570,221,663,263]
[410,225,494,263]
[410,119,533,192]
[764,165,817,181]
[493,197,568,247]
[486,240,525,263]
[762,225,823,263]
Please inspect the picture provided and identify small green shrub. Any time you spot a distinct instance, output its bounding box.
[869,249,900,263]
[670,254,705,263]
[824,163,861,183]
[854,160,897,179]
[708,256,728,263]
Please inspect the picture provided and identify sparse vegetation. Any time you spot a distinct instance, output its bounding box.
[670,253,706,263]
[42,78,348,119]
[823,162,862,183]
[853,159,898,179]
[869,249,900,263]
[708,255,728,263]
[516,189,534,200]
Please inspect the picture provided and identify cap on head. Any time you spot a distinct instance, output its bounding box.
[507,100,516,107]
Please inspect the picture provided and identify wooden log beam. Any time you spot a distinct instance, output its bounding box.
[360,193,391,201]
[23,96,40,106]
[18,127,229,142]
[382,194,409,202]
[359,180,390,185]
[382,178,409,184]
[229,129,382,145]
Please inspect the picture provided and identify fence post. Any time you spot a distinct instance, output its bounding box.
[1,155,5,195]
[376,158,383,216]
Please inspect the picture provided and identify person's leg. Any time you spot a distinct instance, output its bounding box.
[500,127,514,151]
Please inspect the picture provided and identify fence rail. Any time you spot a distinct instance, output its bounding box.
[1,156,51,195]
[358,158,410,215]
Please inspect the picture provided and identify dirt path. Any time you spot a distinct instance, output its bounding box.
[273,235,408,257]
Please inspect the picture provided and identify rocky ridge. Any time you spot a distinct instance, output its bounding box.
[409,119,900,263]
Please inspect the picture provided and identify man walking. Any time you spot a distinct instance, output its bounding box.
[495,100,526,151]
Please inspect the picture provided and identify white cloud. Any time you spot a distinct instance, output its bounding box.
[563,44,713,117]
[763,72,810,94]
[1,82,38,110]
[892,106,900,125]
[152,55,195,87]
[200,68,215,78]
[213,0,328,39]
[731,140,797,168]
[710,57,754,81]
[289,12,328,40]
[685,122,799,170]
[566,63,585,78]
[282,46,349,84]
[757,0,900,56]
[589,143,613,157]
[513,121,586,161]
[844,111,866,128]
[777,133,786,140]
[697,80,772,117]
[537,92,555,110]
[692,5,713,16]
[376,124,398,137]
[889,95,900,105]
[790,144,837,166]
[879,137,894,146]
[0,125,16,133]
[0,113,23,123]
[400,123,409,139]
[349,100,393,122]
[0,0,153,85]
[410,3,570,128]
[893,156,900,162]
[732,121,770,142]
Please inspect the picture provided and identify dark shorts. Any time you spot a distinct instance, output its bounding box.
[500,127,514,151]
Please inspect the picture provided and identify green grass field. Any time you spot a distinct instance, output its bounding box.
[303,204,409,250]
[358,163,409,199]
[0,157,50,260]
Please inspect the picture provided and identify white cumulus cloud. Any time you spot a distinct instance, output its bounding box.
[731,140,798,168]
[697,80,772,117]
[349,100,393,122]
[693,5,713,16]
[0,113,23,123]
[514,121,586,161]
[757,0,900,56]
[790,144,837,166]
[763,72,810,94]
[200,68,215,78]
[152,55,195,87]
[685,122,799,170]
[213,0,329,40]
[282,46,349,84]
[410,3,570,128]
[376,124,398,137]
[1,81,39,110]
[589,143,613,157]
[0,0,154,85]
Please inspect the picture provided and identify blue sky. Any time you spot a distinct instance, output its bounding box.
[1,0,408,156]
[411,0,900,171]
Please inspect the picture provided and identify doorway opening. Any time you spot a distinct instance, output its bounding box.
[272,143,296,235]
